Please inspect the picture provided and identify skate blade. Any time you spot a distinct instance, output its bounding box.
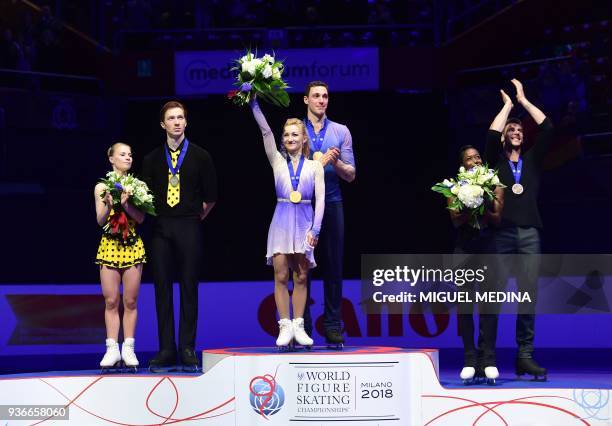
[181,365,201,373]
[516,372,547,382]
[295,344,313,351]
[100,362,123,374]
[325,343,344,350]
[486,378,497,386]
[148,365,179,373]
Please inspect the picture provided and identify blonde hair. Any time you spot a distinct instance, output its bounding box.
[283,118,310,158]
[107,142,131,157]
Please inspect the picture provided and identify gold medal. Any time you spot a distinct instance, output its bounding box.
[312,151,323,161]
[170,174,180,187]
[289,191,302,203]
[512,183,523,195]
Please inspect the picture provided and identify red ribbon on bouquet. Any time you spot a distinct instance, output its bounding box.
[109,211,130,241]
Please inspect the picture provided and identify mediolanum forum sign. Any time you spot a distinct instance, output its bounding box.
[175,48,379,95]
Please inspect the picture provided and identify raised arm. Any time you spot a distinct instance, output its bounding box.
[511,78,546,125]
[250,98,278,164]
[489,89,514,132]
[511,78,553,164]
[485,90,513,166]
[307,161,325,246]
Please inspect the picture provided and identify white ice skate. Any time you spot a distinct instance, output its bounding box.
[484,366,499,385]
[121,338,139,372]
[460,367,476,385]
[100,338,122,372]
[276,318,294,351]
[292,318,313,349]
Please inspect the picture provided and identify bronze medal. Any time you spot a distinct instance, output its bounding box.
[512,183,523,195]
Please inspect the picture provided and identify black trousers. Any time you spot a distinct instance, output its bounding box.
[455,228,500,366]
[304,201,345,335]
[149,216,202,352]
[494,226,541,358]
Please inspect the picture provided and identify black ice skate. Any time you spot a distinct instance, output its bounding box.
[148,350,179,373]
[325,329,344,350]
[515,358,547,381]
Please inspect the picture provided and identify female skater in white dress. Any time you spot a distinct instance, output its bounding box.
[250,97,325,349]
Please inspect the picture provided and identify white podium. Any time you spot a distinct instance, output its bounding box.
[204,346,431,425]
[0,346,608,425]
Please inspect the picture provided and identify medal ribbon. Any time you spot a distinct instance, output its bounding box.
[165,139,189,177]
[287,155,305,192]
[508,158,523,184]
[304,118,329,155]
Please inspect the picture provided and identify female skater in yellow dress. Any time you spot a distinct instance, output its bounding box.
[94,143,145,371]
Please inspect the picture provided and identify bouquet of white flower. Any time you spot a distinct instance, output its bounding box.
[228,50,290,107]
[431,165,505,228]
[98,171,156,216]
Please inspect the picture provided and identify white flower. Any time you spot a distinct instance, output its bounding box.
[262,54,274,64]
[242,60,255,76]
[240,54,249,63]
[491,175,500,185]
[123,184,134,195]
[442,179,453,187]
[476,174,489,185]
[457,184,484,209]
[450,185,459,195]
[262,64,273,78]
[459,166,465,173]
[272,67,281,80]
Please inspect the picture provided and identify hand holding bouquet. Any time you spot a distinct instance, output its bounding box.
[98,171,156,216]
[228,50,290,107]
[432,165,505,228]
[98,171,155,242]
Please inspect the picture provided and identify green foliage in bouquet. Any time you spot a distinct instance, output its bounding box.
[228,50,290,107]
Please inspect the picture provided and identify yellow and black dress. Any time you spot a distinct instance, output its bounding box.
[95,208,146,268]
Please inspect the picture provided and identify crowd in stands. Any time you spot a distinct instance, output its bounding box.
[110,0,432,30]
[0,5,63,72]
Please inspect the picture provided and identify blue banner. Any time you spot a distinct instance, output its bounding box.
[0,281,610,356]
[175,48,379,95]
